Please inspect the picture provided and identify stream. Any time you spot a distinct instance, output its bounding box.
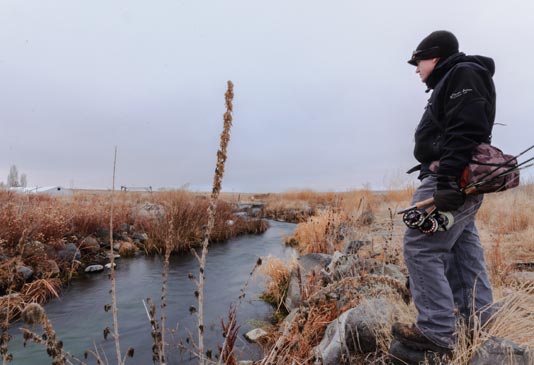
[9,220,296,365]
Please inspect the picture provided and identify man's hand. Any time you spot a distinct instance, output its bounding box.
[433,175,466,211]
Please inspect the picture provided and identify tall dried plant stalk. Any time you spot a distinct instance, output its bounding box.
[109,146,122,364]
[195,81,234,365]
[159,216,175,365]
[21,303,65,364]
[1,260,16,364]
[1,295,13,364]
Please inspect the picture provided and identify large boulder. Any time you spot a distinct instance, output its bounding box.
[315,298,405,365]
[285,253,332,311]
[469,337,533,365]
[326,252,405,283]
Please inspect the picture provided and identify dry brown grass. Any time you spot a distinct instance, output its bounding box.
[258,256,296,313]
[0,188,267,325]
[0,191,131,253]
[258,183,534,364]
[477,184,534,266]
[453,282,534,364]
[143,191,268,254]
[259,262,415,364]
[0,190,267,257]
[20,277,61,304]
[0,276,61,324]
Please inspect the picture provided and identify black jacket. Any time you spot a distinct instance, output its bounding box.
[413,53,496,179]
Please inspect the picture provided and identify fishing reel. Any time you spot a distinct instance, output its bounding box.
[401,208,454,234]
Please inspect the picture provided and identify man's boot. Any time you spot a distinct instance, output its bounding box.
[391,323,453,364]
[388,340,449,365]
[392,323,452,352]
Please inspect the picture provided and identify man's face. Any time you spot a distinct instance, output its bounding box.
[415,58,439,82]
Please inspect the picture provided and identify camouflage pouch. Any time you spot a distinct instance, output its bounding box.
[429,143,519,194]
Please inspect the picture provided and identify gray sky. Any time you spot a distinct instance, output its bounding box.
[2,0,533,192]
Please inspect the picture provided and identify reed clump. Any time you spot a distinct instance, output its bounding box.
[143,191,268,254]
[258,256,296,313]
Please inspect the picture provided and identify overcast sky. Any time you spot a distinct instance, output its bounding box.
[1,0,533,192]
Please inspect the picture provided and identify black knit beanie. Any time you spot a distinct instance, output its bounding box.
[408,30,459,66]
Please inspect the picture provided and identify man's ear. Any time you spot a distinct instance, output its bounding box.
[432,58,440,65]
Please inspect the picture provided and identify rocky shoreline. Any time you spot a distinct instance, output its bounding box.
[249,243,534,364]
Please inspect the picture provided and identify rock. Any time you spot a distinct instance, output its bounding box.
[79,236,100,253]
[134,233,148,244]
[57,243,81,261]
[133,203,165,221]
[132,232,149,243]
[106,253,121,260]
[326,254,405,283]
[85,265,104,273]
[299,253,332,274]
[105,263,116,269]
[118,242,137,257]
[16,265,34,281]
[113,243,121,251]
[22,241,46,259]
[285,271,301,311]
[119,223,130,233]
[238,361,253,365]
[285,253,332,311]
[44,260,60,276]
[343,240,371,255]
[95,228,111,241]
[315,298,404,364]
[244,328,268,343]
[469,337,534,365]
[226,220,235,226]
[282,309,300,328]
[508,271,534,283]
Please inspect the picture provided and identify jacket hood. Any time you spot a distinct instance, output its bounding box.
[425,52,495,90]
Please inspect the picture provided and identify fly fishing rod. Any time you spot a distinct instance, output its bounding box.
[399,146,534,235]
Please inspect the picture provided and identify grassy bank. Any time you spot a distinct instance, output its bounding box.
[258,184,534,364]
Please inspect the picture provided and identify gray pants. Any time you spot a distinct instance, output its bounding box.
[403,176,493,349]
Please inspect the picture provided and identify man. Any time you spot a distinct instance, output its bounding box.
[389,30,496,364]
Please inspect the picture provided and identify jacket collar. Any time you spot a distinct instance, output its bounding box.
[424,52,466,90]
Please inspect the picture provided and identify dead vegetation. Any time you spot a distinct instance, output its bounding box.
[0,188,267,325]
[258,183,534,364]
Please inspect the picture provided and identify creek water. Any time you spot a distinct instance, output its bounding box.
[9,220,297,365]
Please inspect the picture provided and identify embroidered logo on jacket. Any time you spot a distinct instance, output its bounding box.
[450,89,473,99]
